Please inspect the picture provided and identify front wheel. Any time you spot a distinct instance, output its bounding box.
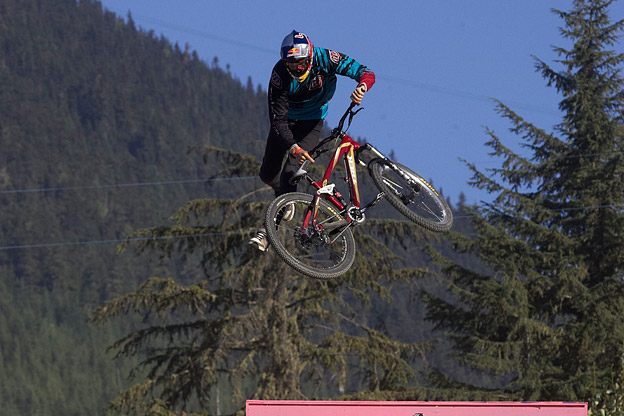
[264,192,356,279]
[369,159,453,232]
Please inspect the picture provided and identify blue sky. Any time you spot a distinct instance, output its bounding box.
[98,0,622,205]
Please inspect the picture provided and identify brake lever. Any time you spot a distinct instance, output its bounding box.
[347,107,364,129]
[315,147,330,157]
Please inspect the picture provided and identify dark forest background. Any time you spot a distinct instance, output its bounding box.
[0,1,474,414]
[0,0,268,413]
[1,1,622,416]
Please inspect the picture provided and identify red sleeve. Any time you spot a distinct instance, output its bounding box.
[358,69,375,91]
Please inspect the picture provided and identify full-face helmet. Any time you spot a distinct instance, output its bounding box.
[280,30,313,82]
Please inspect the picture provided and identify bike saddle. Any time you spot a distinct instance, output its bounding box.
[289,161,310,185]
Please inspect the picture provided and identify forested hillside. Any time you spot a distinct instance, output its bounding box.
[0,1,471,414]
[0,0,270,414]
[0,0,507,414]
[81,0,624,415]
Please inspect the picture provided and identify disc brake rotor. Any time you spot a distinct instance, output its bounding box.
[294,226,330,250]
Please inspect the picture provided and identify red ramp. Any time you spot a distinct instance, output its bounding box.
[246,400,587,416]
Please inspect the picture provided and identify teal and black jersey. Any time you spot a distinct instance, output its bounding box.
[268,47,375,149]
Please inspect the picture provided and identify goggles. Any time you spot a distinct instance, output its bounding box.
[285,57,311,73]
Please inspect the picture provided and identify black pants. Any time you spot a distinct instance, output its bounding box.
[259,119,323,196]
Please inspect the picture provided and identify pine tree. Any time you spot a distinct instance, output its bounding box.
[93,147,433,415]
[422,0,624,412]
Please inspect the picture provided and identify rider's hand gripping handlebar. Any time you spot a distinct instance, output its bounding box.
[309,103,363,157]
[291,103,365,186]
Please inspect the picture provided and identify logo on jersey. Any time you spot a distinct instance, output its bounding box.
[270,70,282,89]
[309,74,323,90]
[329,50,340,64]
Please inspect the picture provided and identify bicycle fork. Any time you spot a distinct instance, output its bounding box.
[358,143,417,185]
[358,143,422,201]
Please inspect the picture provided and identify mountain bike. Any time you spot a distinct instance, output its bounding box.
[264,102,453,279]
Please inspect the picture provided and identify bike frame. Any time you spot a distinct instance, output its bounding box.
[301,132,387,232]
[303,133,359,228]
[288,103,389,234]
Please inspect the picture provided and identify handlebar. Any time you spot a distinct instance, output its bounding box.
[289,102,367,186]
[309,102,363,157]
[336,102,357,132]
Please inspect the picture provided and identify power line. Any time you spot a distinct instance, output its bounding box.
[4,203,624,251]
[0,230,253,251]
[109,10,275,56]
[5,146,624,195]
[377,75,560,116]
[104,6,560,117]
[470,150,624,165]
[0,176,258,195]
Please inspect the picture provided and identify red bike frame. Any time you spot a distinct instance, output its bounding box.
[302,133,362,230]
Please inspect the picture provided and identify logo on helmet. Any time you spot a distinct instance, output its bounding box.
[287,47,301,58]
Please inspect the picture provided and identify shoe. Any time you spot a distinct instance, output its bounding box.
[249,228,269,252]
[280,203,295,222]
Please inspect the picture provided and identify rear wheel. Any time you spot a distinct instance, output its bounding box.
[264,192,355,279]
[369,159,453,232]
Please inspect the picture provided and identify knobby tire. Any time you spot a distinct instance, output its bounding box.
[369,159,453,232]
[264,192,356,279]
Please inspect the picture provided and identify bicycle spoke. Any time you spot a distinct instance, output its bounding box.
[382,178,404,193]
[268,195,352,272]
[417,199,443,221]
[370,160,452,232]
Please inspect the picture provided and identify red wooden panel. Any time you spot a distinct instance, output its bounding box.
[246,400,587,416]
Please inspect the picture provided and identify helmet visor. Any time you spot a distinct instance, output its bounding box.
[281,43,311,62]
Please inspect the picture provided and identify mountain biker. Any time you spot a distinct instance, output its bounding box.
[249,30,375,251]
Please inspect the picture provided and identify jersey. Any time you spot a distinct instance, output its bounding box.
[267,47,375,149]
